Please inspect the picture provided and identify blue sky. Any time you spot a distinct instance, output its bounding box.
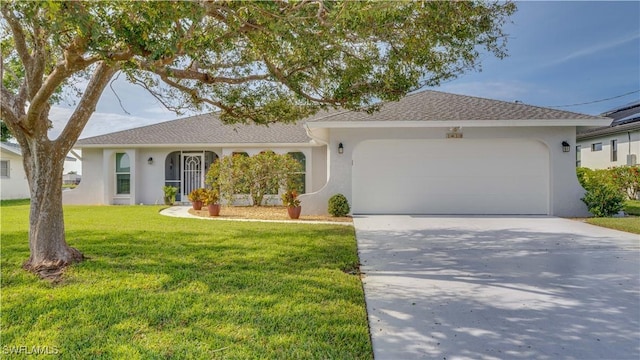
[434,1,640,115]
[50,1,640,139]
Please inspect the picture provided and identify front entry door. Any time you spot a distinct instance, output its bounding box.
[182,153,204,200]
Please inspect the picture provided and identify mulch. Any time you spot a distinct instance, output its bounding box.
[188,205,353,223]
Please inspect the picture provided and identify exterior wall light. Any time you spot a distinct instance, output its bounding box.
[148,157,154,165]
[562,141,570,153]
[338,142,344,154]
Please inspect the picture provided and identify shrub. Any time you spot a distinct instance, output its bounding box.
[163,186,178,205]
[610,165,640,200]
[187,188,206,202]
[328,194,350,217]
[206,152,303,206]
[203,189,220,205]
[281,189,301,207]
[577,166,640,217]
[581,184,625,217]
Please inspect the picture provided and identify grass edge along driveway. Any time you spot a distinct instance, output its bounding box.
[1,203,373,359]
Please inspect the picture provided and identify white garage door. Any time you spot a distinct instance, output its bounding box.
[352,139,549,215]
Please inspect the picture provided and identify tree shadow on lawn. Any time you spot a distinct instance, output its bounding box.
[1,226,372,359]
[356,224,640,360]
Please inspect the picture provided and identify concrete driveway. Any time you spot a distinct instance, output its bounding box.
[354,216,640,360]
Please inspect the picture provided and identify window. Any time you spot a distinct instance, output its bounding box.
[575,145,581,167]
[115,153,130,195]
[591,142,602,152]
[288,152,306,194]
[0,160,8,178]
[611,139,618,162]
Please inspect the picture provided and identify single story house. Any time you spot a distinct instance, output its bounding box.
[1,142,81,200]
[63,90,611,217]
[576,101,639,169]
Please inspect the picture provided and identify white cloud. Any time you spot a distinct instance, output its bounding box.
[48,106,176,140]
[543,32,640,68]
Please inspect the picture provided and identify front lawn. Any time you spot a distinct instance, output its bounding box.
[624,200,640,216]
[1,203,372,359]
[586,216,640,235]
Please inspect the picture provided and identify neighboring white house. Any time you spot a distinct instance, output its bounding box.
[1,142,30,200]
[576,102,639,169]
[63,90,610,217]
[0,142,82,200]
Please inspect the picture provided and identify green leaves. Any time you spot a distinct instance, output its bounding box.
[206,152,304,206]
[3,1,516,125]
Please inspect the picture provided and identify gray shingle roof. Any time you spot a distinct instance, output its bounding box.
[77,113,312,146]
[577,120,640,140]
[577,102,640,140]
[307,90,606,122]
[1,142,22,155]
[1,142,77,160]
[77,90,608,146]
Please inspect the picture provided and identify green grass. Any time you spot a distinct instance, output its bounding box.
[586,216,640,235]
[624,200,640,216]
[1,203,372,359]
[0,198,30,206]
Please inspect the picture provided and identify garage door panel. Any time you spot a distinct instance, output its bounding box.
[352,139,549,215]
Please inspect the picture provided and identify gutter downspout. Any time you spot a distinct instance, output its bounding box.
[304,123,329,146]
[304,123,331,185]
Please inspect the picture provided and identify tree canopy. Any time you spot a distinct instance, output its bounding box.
[0,0,516,278]
[2,1,516,130]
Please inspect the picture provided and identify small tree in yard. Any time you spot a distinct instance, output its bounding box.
[206,152,303,206]
[1,1,515,278]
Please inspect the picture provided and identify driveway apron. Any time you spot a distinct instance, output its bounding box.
[354,215,640,360]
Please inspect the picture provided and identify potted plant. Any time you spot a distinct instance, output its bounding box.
[281,189,302,219]
[188,188,206,210]
[203,188,221,216]
[163,185,178,206]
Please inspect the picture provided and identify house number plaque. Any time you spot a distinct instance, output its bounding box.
[446,127,463,139]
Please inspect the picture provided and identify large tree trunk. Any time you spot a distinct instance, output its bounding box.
[22,140,83,279]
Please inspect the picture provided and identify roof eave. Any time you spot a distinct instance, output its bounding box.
[577,124,640,141]
[74,142,318,149]
[307,118,612,129]
[0,145,22,156]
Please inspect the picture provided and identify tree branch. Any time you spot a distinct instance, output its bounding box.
[139,61,270,84]
[262,57,341,106]
[56,62,118,151]
[0,5,32,75]
[0,86,20,125]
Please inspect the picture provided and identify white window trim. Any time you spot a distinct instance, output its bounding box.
[115,153,131,195]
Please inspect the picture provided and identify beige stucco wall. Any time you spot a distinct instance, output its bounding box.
[299,126,590,217]
[62,148,104,204]
[64,145,322,206]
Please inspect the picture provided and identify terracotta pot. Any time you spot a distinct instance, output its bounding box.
[192,200,203,211]
[207,203,221,216]
[287,206,302,219]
